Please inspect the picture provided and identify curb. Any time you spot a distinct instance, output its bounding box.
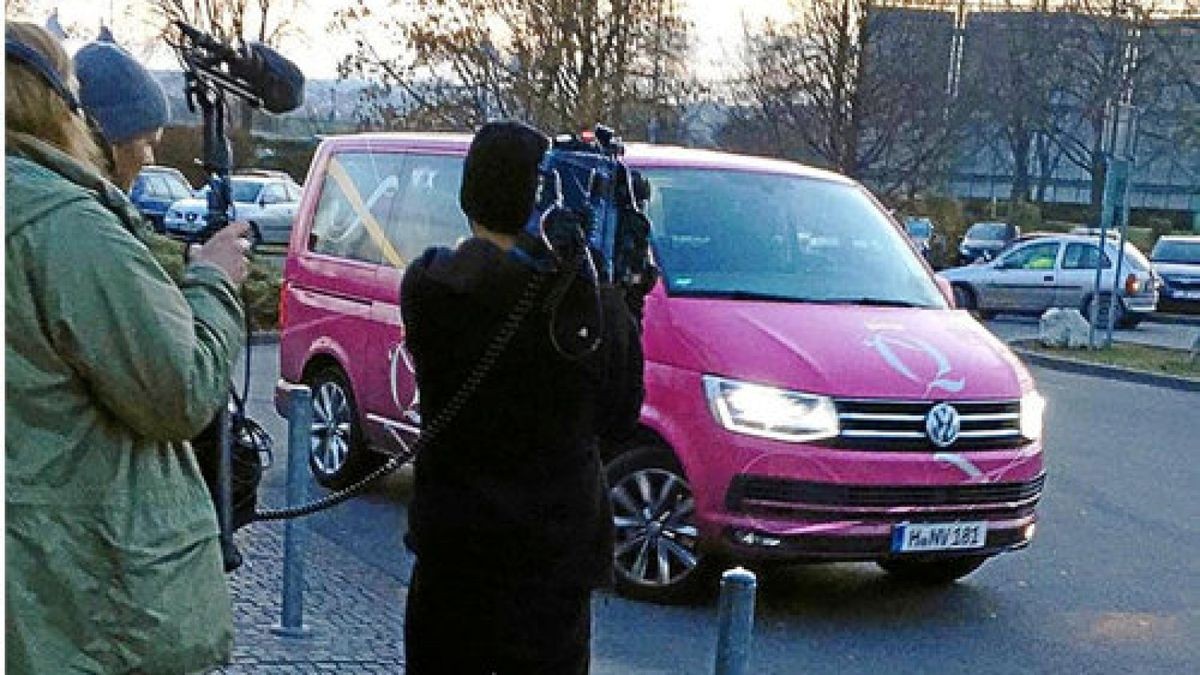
[249,331,280,345]
[1008,343,1200,393]
[1144,312,1200,327]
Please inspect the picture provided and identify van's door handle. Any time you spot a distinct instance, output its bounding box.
[1043,275,1054,282]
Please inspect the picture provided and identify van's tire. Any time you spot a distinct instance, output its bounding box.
[1084,293,1124,329]
[877,555,988,584]
[606,446,713,604]
[305,365,382,490]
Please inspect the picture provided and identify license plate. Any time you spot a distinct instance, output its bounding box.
[892,521,987,553]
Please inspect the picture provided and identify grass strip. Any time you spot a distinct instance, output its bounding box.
[1020,341,1200,379]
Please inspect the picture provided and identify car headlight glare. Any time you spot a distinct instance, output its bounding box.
[1020,390,1046,441]
[703,375,839,443]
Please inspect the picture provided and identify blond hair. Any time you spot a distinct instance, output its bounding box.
[5,22,106,172]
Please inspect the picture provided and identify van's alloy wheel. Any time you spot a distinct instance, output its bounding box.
[305,366,381,489]
[607,446,712,603]
[312,378,353,476]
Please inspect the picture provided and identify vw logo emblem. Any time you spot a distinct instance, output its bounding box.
[926,403,961,448]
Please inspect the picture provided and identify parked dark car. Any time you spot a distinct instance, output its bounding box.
[959,221,1020,265]
[130,166,194,232]
[1150,235,1200,313]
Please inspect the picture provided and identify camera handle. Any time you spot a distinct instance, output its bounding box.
[183,70,244,570]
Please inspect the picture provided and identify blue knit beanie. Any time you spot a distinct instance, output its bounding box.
[73,41,168,144]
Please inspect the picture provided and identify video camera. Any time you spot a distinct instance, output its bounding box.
[517,125,655,293]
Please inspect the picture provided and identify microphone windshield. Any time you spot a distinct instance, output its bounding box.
[233,43,305,114]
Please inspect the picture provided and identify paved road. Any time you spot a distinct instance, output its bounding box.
[240,343,1198,673]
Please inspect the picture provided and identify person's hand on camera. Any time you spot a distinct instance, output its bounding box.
[189,222,252,285]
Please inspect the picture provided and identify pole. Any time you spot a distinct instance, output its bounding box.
[1088,155,1116,348]
[214,406,240,571]
[271,383,314,638]
[187,73,244,570]
[714,567,757,675]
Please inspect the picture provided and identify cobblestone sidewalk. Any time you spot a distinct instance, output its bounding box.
[215,518,408,673]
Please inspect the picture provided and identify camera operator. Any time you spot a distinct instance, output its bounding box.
[401,120,645,674]
[5,21,250,673]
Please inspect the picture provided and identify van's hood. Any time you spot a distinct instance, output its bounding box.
[644,297,1029,400]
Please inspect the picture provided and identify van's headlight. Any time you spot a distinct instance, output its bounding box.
[703,375,839,443]
[1020,390,1046,441]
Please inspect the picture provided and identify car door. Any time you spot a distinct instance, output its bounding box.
[1057,242,1112,309]
[985,241,1062,312]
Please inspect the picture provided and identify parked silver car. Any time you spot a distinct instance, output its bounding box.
[940,234,1158,328]
[164,172,301,245]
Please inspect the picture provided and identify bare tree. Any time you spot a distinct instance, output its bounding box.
[958,2,1069,203]
[5,0,34,17]
[1041,0,1192,216]
[330,0,694,137]
[149,0,302,44]
[723,0,967,196]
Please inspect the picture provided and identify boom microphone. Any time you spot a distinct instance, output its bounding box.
[228,43,305,114]
[175,21,305,114]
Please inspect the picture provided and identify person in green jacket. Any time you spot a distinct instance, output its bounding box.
[5,22,252,673]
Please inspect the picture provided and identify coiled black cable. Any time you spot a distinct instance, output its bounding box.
[252,265,549,522]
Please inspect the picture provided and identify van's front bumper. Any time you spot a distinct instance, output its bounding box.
[687,433,1045,563]
[709,473,1042,562]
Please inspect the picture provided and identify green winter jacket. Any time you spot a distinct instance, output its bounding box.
[5,133,244,674]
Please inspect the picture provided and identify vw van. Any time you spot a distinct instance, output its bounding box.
[277,134,1046,602]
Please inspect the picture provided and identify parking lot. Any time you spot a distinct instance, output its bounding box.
[228,335,1198,673]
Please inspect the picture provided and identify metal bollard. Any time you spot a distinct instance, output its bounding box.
[713,567,757,675]
[270,384,313,638]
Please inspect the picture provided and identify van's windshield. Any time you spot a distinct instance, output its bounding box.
[641,169,946,308]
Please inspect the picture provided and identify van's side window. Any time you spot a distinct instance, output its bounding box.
[379,154,467,264]
[308,151,465,267]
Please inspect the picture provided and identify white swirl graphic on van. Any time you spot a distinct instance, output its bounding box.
[390,340,421,424]
[864,332,966,396]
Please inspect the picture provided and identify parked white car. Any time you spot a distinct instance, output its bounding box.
[164,171,302,245]
[941,233,1158,328]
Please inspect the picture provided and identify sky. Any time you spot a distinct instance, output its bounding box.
[12,0,794,79]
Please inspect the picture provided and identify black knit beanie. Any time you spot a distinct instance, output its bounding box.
[460,120,549,235]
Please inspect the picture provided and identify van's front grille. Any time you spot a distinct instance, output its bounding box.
[726,474,1045,517]
[832,398,1027,451]
[729,474,1045,507]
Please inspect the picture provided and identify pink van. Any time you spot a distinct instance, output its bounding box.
[277,133,1045,602]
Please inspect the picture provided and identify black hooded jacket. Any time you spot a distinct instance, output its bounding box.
[400,237,644,590]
